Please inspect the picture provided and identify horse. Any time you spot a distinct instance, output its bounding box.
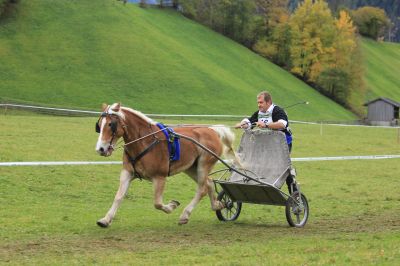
[95,103,241,226]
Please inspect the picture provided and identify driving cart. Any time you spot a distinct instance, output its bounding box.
[211,129,309,227]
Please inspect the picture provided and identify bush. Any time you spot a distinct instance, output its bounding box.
[352,6,390,40]
[0,0,17,17]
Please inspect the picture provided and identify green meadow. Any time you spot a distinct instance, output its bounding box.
[1,0,400,264]
[0,0,355,121]
[362,38,400,102]
[0,112,399,264]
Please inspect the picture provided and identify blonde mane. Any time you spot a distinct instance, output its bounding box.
[121,106,155,125]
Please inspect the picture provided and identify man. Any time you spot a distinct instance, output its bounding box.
[235,91,297,193]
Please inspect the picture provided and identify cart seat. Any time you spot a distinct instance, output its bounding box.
[231,130,291,189]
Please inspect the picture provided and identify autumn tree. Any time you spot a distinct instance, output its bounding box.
[289,1,364,107]
[351,6,390,40]
[317,10,358,104]
[288,0,336,82]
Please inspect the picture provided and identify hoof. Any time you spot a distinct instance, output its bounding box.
[178,218,189,225]
[170,200,180,207]
[96,219,109,228]
[216,200,225,210]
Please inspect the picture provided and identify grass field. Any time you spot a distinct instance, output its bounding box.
[0,0,355,121]
[361,38,400,103]
[1,112,399,264]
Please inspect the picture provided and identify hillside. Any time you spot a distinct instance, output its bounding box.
[361,38,400,102]
[0,0,355,121]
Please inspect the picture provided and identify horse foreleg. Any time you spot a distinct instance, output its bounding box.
[153,177,180,214]
[97,169,133,228]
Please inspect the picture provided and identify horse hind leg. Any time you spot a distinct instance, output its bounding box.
[206,178,224,211]
[97,169,133,228]
[153,177,180,214]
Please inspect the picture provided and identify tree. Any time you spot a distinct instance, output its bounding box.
[139,0,147,8]
[255,0,289,36]
[320,10,356,103]
[253,15,291,67]
[289,1,364,108]
[352,6,391,40]
[179,0,262,47]
[317,10,364,109]
[288,0,336,82]
[178,0,198,19]
[0,0,8,16]
[216,0,259,46]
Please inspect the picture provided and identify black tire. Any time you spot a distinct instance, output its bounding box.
[285,192,309,227]
[216,190,242,221]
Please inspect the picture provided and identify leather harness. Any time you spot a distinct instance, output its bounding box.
[96,112,178,178]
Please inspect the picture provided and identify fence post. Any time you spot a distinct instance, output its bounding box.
[398,127,400,144]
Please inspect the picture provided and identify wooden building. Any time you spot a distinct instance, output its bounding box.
[364,97,400,126]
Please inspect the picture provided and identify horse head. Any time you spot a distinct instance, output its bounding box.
[95,103,126,157]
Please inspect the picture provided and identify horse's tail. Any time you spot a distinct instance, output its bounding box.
[209,126,242,168]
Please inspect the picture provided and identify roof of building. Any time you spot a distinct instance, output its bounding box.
[363,97,400,107]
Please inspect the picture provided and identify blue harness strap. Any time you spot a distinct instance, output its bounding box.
[156,123,180,161]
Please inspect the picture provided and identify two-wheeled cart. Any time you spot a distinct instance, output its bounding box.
[211,130,309,227]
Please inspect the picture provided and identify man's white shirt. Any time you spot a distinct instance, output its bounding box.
[241,104,287,128]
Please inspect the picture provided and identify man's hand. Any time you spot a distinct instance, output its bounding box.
[255,121,268,128]
[235,122,248,129]
[267,121,285,130]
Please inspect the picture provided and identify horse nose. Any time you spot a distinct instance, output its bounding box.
[99,147,104,153]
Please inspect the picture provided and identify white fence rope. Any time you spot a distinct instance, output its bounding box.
[0,103,244,119]
[1,155,399,167]
[291,155,400,161]
[1,104,399,167]
[2,103,399,128]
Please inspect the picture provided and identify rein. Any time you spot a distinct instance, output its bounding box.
[120,124,235,148]
[122,128,166,148]
[96,109,237,177]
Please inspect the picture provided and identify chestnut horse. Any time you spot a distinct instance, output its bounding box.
[95,103,241,226]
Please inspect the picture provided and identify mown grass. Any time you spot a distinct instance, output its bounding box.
[0,0,355,121]
[362,38,400,102]
[1,161,399,264]
[0,112,399,264]
[1,110,399,162]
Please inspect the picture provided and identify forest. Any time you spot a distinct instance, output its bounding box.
[289,1,398,42]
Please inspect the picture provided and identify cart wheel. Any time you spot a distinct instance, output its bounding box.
[285,192,309,227]
[216,190,242,221]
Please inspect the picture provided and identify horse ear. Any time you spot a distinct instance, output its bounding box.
[101,103,108,111]
[112,103,121,112]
